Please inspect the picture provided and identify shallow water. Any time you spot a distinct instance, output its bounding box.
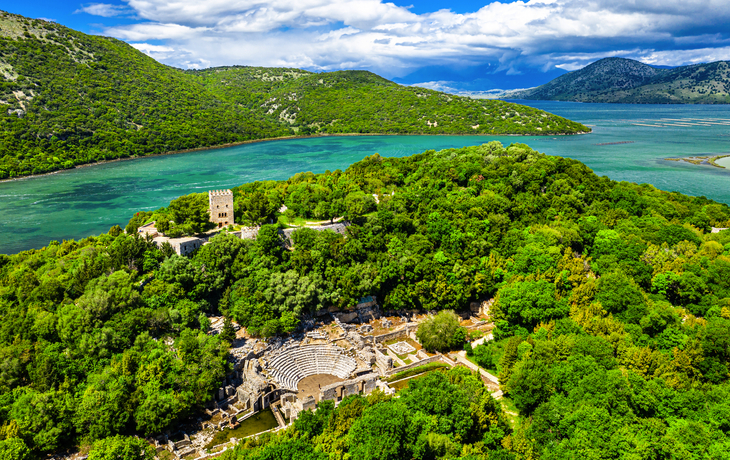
[1,101,730,254]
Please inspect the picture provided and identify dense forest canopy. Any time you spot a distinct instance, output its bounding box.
[3,141,730,458]
[0,10,588,179]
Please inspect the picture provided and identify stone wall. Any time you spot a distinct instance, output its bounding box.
[153,235,205,256]
[240,226,260,240]
[319,373,378,403]
[374,348,392,374]
[373,323,417,343]
[385,355,448,376]
[236,359,269,412]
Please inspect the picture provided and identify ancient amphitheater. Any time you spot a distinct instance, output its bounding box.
[266,344,357,391]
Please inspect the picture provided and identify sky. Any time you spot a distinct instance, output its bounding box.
[4,0,730,90]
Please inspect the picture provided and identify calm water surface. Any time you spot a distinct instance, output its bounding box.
[2,101,730,254]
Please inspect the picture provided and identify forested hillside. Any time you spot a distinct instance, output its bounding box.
[0,11,588,179]
[511,57,730,104]
[3,141,730,457]
[192,66,582,136]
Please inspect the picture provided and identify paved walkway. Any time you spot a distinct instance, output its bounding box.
[470,333,493,348]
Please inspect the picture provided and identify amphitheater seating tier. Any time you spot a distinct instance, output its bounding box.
[267,345,357,390]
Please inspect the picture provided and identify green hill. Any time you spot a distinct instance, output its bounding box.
[3,141,730,457]
[0,11,588,179]
[510,57,730,104]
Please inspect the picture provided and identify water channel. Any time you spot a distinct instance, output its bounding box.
[1,101,730,254]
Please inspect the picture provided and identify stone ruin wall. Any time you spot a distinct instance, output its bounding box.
[318,373,378,402]
[373,323,418,344]
[384,354,448,376]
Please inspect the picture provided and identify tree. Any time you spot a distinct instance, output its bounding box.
[0,438,30,460]
[220,317,237,342]
[239,191,276,225]
[505,358,553,415]
[87,435,154,460]
[349,400,412,460]
[494,280,568,332]
[257,225,284,259]
[167,193,214,234]
[416,310,466,352]
[344,192,376,219]
[595,271,647,323]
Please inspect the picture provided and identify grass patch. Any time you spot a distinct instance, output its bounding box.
[499,396,521,429]
[158,451,175,460]
[277,215,308,226]
[385,362,449,383]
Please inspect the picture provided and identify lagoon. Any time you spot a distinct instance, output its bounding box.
[1,101,730,254]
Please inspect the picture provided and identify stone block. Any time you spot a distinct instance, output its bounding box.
[363,376,377,394]
[343,381,359,398]
[338,312,359,323]
[320,386,338,402]
[237,388,249,406]
[301,395,316,412]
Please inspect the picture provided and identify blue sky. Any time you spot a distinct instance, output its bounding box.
[3,0,730,90]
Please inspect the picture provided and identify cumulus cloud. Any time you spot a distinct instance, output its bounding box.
[92,0,730,79]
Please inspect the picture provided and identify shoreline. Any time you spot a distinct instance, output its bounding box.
[0,130,591,184]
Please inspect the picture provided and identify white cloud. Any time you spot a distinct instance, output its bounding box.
[76,3,131,18]
[96,0,730,77]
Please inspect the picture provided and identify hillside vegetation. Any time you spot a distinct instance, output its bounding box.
[0,11,588,179]
[511,57,730,104]
[4,142,730,457]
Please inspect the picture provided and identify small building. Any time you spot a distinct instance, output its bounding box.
[153,235,205,256]
[209,189,234,228]
[169,237,204,256]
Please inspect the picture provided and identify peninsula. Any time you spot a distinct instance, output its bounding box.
[2,142,730,459]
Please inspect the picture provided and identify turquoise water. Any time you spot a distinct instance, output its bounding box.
[1,101,730,255]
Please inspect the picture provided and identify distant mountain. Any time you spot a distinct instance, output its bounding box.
[509,57,730,104]
[0,10,588,179]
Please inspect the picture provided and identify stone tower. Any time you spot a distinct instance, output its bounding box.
[209,189,234,227]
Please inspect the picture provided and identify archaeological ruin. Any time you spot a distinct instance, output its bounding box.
[149,297,497,460]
